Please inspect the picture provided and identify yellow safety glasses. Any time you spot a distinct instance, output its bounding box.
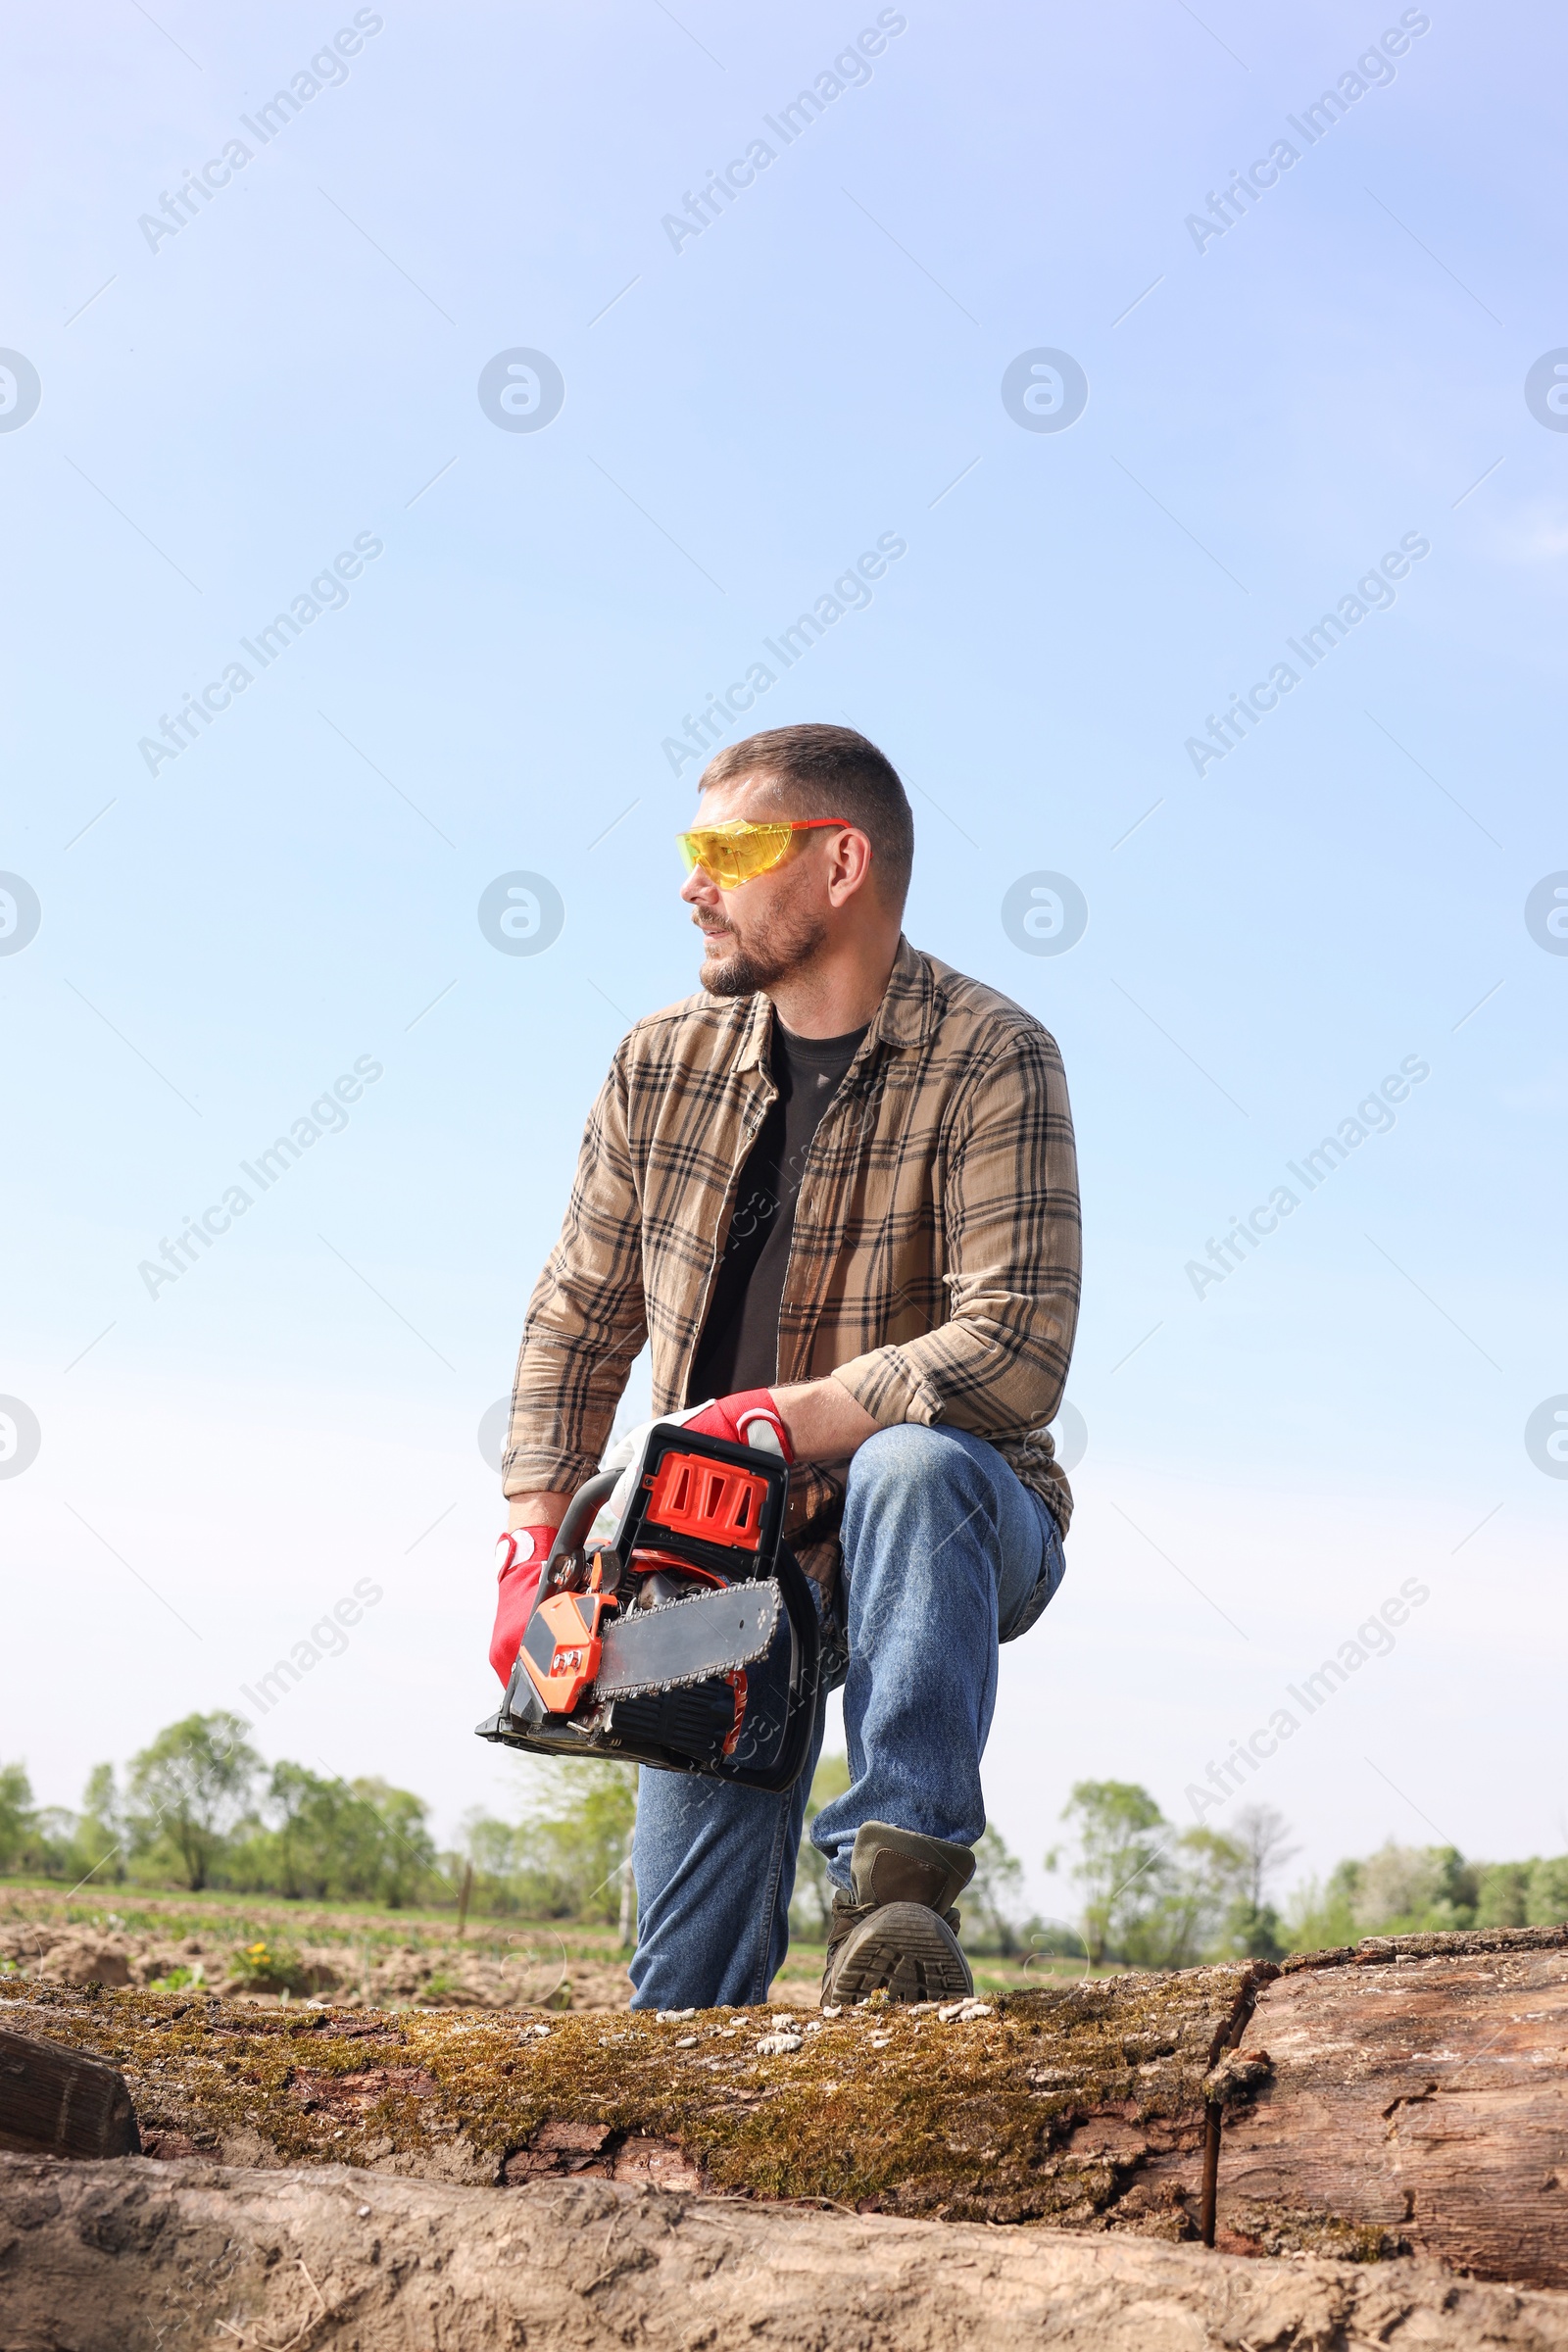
[675,816,850,889]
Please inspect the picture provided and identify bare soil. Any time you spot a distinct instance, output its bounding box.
[0,1886,632,2011]
[0,1880,1083,2014]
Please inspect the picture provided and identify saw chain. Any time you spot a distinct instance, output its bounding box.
[593,1579,783,1700]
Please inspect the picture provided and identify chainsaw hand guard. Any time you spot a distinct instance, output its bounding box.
[475,1425,820,1793]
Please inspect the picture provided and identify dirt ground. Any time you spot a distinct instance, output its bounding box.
[0,1885,634,2012]
[0,1882,1078,2014]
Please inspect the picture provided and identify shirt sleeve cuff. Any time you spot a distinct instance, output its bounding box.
[828,1349,943,1429]
[502,1448,603,1500]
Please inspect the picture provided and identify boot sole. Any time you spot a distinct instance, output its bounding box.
[823,1902,974,2006]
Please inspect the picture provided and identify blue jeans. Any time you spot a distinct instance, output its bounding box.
[627,1424,1065,2010]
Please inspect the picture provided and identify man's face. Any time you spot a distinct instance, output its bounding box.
[679,773,836,998]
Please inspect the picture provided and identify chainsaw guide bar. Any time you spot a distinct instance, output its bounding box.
[594,1579,782,1699]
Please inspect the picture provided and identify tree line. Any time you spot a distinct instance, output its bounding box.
[0,1713,636,1927]
[2,1721,1563,1961]
[1035,1780,1567,1966]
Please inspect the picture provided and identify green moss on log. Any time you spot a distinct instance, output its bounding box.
[0,1967,1264,2228]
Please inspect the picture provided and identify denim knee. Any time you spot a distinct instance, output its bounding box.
[844,1422,996,1515]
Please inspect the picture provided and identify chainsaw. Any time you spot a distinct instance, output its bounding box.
[475,1424,820,1791]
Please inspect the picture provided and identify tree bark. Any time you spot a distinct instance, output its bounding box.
[1215,1929,1568,2281]
[3,1926,1564,2291]
[4,2152,1567,2352]
[0,2028,140,2160]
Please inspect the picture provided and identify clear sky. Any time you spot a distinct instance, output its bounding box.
[2,0,1564,1922]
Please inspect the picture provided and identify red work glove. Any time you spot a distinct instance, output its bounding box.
[683,1389,795,1463]
[490,1527,557,1686]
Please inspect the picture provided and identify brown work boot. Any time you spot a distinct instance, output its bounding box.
[820,1821,975,2006]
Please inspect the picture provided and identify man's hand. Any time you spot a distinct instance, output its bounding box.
[684,1389,794,1459]
[770,1377,879,1467]
[490,1524,559,1686]
[598,1393,792,1532]
[512,1382,880,1574]
[625,1383,879,1472]
[606,1384,879,1502]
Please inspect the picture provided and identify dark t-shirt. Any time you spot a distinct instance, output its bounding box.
[687,1018,868,1401]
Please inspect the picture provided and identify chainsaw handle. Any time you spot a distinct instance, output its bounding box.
[544,1471,619,1572]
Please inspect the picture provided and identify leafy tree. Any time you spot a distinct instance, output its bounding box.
[1433,1847,1482,1921]
[1526,1856,1568,1925]
[0,1761,35,1873]
[1050,1788,1302,1968]
[270,1761,338,1898]
[0,1763,99,1882]
[964,1825,1031,1955]
[518,1763,637,1925]
[1289,1842,1484,1948]
[1054,1780,1174,1966]
[789,1751,852,1938]
[1475,1861,1532,1930]
[222,1766,438,1907]
[351,1778,437,1908]
[1351,1843,1440,1934]
[28,1809,79,1878]
[1133,1827,1250,1968]
[1290,1839,1568,1955]
[461,1761,637,1924]
[1287,1857,1361,1952]
[1223,1804,1298,1958]
[457,1807,531,1911]
[125,1712,261,1890]
[237,1763,355,1900]
[1228,1896,1289,1961]
[1350,1842,1474,1936]
[73,1763,126,1885]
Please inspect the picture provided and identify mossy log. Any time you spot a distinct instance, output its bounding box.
[8,2156,1568,2352]
[0,1962,1260,2230]
[3,1926,1564,2290]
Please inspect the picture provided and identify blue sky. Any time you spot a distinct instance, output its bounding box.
[2,0,1564,1919]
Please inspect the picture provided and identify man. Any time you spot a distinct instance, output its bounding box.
[493,724,1080,2011]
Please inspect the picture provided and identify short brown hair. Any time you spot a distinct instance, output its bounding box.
[699,723,914,907]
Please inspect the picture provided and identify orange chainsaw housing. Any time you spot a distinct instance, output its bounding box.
[645,1448,768,1551]
[518,1582,611,1715]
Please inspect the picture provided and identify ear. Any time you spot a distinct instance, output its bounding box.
[823,825,874,906]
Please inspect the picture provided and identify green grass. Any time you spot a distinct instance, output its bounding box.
[1,1876,1119,2011]
[0,1876,621,1955]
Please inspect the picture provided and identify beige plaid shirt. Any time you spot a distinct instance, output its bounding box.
[504,937,1081,1572]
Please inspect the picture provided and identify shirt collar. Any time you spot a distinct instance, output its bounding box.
[866,935,936,1054]
[731,936,934,1073]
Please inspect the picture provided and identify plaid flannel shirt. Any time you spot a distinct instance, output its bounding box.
[504,937,1081,1581]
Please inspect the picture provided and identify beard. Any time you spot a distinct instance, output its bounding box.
[696,893,829,998]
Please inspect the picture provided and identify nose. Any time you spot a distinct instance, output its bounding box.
[680,863,720,907]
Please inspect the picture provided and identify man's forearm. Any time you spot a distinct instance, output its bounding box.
[507,1380,876,1534]
[507,1491,571,1533]
[771,1376,879,1467]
